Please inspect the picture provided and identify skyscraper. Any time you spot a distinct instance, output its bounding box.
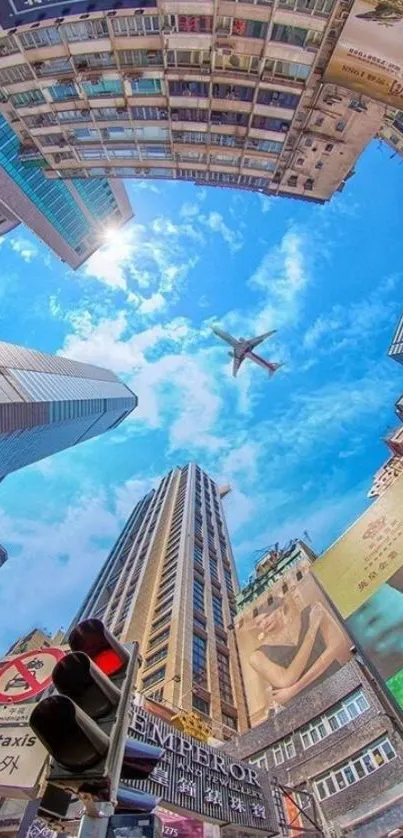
[0,542,8,567]
[0,114,132,268]
[0,340,137,479]
[70,464,249,737]
[0,1,389,204]
[388,312,403,365]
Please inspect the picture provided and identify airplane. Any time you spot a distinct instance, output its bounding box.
[212,326,283,378]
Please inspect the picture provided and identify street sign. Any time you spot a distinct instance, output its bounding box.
[0,649,64,704]
[0,721,47,798]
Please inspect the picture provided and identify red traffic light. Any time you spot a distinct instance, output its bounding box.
[69,619,130,676]
[93,648,125,676]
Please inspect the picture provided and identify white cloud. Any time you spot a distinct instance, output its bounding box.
[114,473,162,520]
[303,279,402,354]
[138,292,166,315]
[10,238,38,263]
[204,211,244,253]
[0,491,120,650]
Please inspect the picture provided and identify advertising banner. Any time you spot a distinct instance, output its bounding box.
[313,473,403,711]
[234,564,351,726]
[324,0,403,108]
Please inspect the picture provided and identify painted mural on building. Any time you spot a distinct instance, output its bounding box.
[235,562,351,726]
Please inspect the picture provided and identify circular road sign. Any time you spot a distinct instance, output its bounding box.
[0,648,65,704]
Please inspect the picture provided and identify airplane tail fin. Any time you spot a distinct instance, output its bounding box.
[269,362,284,377]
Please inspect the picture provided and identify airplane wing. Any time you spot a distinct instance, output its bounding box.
[232,355,242,377]
[212,326,239,348]
[245,330,277,350]
[248,351,283,376]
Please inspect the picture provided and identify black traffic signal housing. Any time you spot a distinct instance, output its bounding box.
[30,619,164,803]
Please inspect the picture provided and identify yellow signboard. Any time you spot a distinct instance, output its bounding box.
[324,0,403,108]
[314,473,403,710]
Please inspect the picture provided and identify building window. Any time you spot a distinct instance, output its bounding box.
[194,578,205,612]
[249,753,268,770]
[336,120,346,132]
[314,738,396,801]
[193,633,207,687]
[222,713,237,730]
[217,650,233,704]
[131,78,162,95]
[272,735,296,765]
[300,690,370,749]
[144,646,168,669]
[148,628,170,650]
[284,737,296,759]
[151,611,172,632]
[142,666,166,690]
[273,743,284,766]
[212,594,224,628]
[192,694,210,715]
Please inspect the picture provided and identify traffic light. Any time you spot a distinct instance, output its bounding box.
[30,619,164,804]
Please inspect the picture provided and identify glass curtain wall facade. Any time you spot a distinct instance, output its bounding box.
[0,114,132,267]
[0,339,137,479]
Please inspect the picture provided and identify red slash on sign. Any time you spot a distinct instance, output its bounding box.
[0,649,64,704]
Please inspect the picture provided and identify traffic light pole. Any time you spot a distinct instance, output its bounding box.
[78,801,114,838]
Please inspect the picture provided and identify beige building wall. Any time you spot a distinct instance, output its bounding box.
[70,464,249,739]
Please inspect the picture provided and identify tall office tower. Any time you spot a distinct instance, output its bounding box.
[0,340,137,479]
[0,542,7,567]
[388,312,403,366]
[0,0,387,203]
[70,464,249,737]
[0,113,132,268]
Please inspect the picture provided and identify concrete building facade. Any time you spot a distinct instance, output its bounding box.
[69,463,249,738]
[0,112,132,268]
[0,339,137,479]
[225,658,403,837]
[226,545,403,837]
[0,0,389,203]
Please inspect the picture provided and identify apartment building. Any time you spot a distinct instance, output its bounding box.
[68,464,249,738]
[0,0,386,203]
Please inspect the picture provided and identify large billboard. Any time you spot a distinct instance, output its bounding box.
[324,0,403,108]
[234,561,352,727]
[313,473,403,712]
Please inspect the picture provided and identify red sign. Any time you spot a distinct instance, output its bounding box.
[0,648,64,703]
[158,808,204,838]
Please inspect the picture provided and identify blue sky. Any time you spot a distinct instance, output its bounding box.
[0,139,402,654]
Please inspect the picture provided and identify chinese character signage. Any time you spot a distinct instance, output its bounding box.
[234,561,351,727]
[126,708,278,835]
[313,473,403,711]
[0,0,155,29]
[324,0,403,108]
